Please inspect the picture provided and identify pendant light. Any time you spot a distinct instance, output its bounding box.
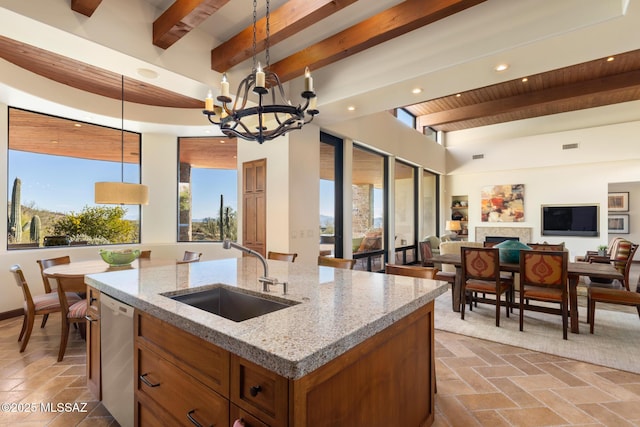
[95,75,149,205]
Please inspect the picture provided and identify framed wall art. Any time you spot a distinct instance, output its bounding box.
[480,184,524,222]
[608,214,629,234]
[608,192,629,212]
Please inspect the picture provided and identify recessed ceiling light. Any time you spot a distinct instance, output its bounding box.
[74,123,82,127]
[494,63,509,72]
[137,68,159,79]
[50,140,58,144]
[521,77,528,83]
[347,106,356,111]
[412,88,422,94]
[606,56,615,62]
[219,140,226,143]
[455,93,461,97]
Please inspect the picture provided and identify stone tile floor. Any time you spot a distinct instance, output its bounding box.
[1,304,639,426]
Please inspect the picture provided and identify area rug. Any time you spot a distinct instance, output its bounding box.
[434,291,640,374]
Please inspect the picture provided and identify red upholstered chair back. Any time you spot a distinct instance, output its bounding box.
[419,241,433,267]
[526,243,565,251]
[520,250,568,289]
[461,247,500,281]
[610,239,634,274]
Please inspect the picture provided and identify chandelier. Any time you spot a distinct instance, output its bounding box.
[202,0,318,144]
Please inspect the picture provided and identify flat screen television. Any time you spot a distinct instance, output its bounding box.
[541,204,599,237]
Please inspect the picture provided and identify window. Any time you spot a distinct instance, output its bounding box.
[422,170,438,239]
[396,108,416,128]
[394,160,417,264]
[319,133,343,257]
[7,108,142,249]
[177,137,238,242]
[423,126,441,143]
[352,145,386,271]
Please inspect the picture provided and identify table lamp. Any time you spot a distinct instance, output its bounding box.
[445,220,462,237]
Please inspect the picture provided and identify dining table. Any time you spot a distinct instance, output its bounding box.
[43,258,176,293]
[429,253,624,334]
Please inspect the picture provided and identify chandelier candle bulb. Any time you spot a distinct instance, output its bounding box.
[221,74,230,98]
[304,67,313,92]
[256,63,265,88]
[309,96,317,110]
[205,90,214,111]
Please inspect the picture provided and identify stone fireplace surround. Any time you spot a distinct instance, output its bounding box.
[475,226,532,244]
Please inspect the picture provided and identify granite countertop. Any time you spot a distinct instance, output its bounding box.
[85,257,448,379]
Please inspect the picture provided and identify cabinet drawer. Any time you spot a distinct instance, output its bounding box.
[135,310,229,396]
[230,403,269,427]
[137,344,229,427]
[230,355,288,427]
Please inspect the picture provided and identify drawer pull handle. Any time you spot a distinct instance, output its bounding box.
[187,409,213,427]
[139,373,160,388]
[89,296,97,304]
[84,315,99,322]
[249,385,262,397]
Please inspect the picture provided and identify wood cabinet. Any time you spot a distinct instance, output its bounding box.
[133,300,435,427]
[86,286,101,399]
[243,159,267,257]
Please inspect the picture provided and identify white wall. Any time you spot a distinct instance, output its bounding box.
[444,108,640,261]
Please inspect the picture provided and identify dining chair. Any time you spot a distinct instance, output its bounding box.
[384,264,438,279]
[10,264,81,353]
[36,255,71,293]
[418,241,455,282]
[36,255,71,328]
[519,250,569,339]
[584,240,637,290]
[318,256,356,270]
[587,287,640,334]
[139,250,152,259]
[55,275,88,361]
[384,262,439,394]
[267,251,298,262]
[526,243,565,251]
[178,251,202,264]
[460,247,513,327]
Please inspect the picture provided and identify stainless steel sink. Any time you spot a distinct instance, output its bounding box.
[165,286,297,322]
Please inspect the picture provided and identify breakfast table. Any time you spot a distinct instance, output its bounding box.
[429,253,624,334]
[43,258,176,293]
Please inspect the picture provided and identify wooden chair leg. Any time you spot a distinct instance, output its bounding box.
[19,314,35,353]
[495,293,501,327]
[40,313,49,328]
[58,319,70,362]
[562,300,568,340]
[18,314,28,342]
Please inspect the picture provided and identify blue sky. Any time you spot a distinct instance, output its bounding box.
[9,151,238,220]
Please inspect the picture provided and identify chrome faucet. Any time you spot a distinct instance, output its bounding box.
[222,239,287,294]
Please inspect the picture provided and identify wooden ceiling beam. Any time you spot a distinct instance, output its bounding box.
[417,69,640,127]
[268,0,486,83]
[71,0,103,17]
[153,0,231,49]
[210,0,358,73]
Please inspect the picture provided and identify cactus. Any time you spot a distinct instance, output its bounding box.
[30,215,41,244]
[8,177,21,242]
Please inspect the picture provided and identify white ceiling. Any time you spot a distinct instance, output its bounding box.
[0,0,639,138]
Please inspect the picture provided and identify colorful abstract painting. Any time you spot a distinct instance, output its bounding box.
[481,184,525,222]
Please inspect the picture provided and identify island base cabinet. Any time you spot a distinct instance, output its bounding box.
[291,301,435,427]
[133,300,435,427]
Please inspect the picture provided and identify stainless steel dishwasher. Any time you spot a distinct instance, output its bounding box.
[101,294,134,427]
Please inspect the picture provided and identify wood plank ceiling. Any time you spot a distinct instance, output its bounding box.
[2,0,640,165]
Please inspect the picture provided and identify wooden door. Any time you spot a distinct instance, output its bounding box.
[243,159,266,256]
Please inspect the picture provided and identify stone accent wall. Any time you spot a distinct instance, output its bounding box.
[352,184,374,235]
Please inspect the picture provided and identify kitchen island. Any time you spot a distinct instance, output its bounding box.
[86,257,448,427]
